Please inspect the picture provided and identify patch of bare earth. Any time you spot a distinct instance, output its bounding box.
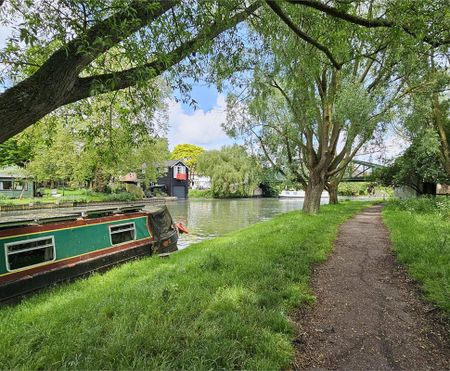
[293,205,450,370]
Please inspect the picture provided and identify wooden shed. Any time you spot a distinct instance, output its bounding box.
[0,166,34,198]
[157,160,189,199]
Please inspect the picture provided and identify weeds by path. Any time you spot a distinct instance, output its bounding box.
[383,197,450,315]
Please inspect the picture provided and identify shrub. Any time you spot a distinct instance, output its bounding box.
[124,184,145,199]
[386,196,450,218]
[189,189,213,198]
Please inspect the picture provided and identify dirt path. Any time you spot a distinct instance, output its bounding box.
[293,205,450,370]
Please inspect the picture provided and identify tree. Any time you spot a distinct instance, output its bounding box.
[27,126,78,186]
[23,82,170,188]
[197,145,261,198]
[171,144,205,180]
[0,1,260,142]
[0,0,448,143]
[375,130,448,193]
[0,137,33,167]
[398,51,450,178]
[131,139,171,186]
[226,1,403,213]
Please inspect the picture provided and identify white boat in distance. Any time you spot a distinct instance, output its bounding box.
[279,190,329,198]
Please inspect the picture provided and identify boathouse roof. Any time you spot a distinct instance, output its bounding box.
[165,160,189,168]
[0,166,31,179]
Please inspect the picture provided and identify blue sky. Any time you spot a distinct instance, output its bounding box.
[167,84,237,151]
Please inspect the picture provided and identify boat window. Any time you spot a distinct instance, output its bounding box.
[109,222,136,245]
[5,236,55,271]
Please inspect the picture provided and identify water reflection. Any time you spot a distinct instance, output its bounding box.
[165,198,315,249]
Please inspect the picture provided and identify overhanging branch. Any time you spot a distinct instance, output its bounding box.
[266,0,342,70]
[66,2,261,104]
[286,0,449,47]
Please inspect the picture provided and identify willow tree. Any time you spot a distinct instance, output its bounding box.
[226,1,413,213]
[197,145,261,198]
[227,70,389,212]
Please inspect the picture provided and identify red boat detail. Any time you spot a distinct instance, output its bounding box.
[176,223,189,234]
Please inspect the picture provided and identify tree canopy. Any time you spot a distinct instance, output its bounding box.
[375,130,448,193]
[170,144,205,178]
[197,145,261,198]
[225,0,409,212]
[0,0,448,143]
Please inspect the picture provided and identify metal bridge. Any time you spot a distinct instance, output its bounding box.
[342,160,384,182]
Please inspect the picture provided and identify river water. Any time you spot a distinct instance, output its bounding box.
[166,198,315,249]
[0,197,331,250]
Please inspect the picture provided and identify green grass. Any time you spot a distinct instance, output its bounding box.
[0,201,371,369]
[0,188,139,206]
[383,197,450,314]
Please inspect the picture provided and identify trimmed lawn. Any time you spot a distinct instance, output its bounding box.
[0,201,371,369]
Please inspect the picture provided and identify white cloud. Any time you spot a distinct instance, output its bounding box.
[0,25,12,48]
[168,94,234,150]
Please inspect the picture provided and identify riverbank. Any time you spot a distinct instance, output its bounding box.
[0,188,139,206]
[0,201,371,369]
[0,195,176,212]
[383,197,450,315]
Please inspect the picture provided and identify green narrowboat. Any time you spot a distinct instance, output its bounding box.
[0,205,181,303]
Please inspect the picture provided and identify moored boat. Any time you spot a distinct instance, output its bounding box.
[0,204,181,303]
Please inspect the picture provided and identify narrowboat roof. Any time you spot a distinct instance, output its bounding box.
[0,204,161,229]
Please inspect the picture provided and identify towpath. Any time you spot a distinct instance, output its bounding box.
[293,205,450,370]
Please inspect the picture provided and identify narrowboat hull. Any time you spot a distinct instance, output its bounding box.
[0,205,178,303]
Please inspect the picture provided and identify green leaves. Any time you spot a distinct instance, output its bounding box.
[197,145,262,198]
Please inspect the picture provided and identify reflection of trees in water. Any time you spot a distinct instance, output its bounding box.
[168,199,304,237]
[167,199,307,249]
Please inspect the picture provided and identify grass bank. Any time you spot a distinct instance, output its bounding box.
[383,197,450,314]
[0,188,138,205]
[0,201,371,369]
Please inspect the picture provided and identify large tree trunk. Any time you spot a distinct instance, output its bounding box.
[327,182,339,204]
[303,171,326,214]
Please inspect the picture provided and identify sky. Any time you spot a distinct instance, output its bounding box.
[167,85,236,151]
[0,21,406,161]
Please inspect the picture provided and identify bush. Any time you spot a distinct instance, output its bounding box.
[189,189,213,198]
[386,196,450,218]
[338,182,394,197]
[124,184,145,199]
[338,182,370,196]
[105,192,139,202]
